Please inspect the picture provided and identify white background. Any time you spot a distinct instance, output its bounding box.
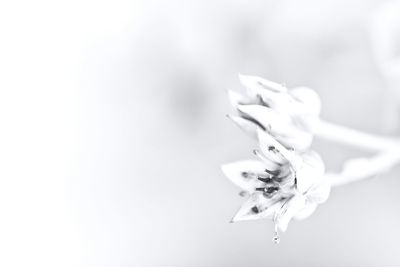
[1,0,400,266]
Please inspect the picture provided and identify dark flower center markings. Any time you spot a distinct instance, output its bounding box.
[255,187,279,193]
[251,206,259,214]
[257,177,273,183]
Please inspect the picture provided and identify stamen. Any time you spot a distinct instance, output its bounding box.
[273,229,280,244]
[241,171,250,178]
[273,172,292,183]
[241,171,256,179]
[251,206,259,214]
[265,169,281,176]
[266,187,279,193]
[290,167,298,189]
[257,177,273,183]
[238,191,249,197]
[255,187,279,194]
[273,212,280,244]
[266,145,290,163]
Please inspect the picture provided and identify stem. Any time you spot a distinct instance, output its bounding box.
[315,120,400,186]
[327,150,400,187]
[314,120,400,151]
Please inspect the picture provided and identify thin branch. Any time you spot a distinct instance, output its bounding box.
[327,149,400,187]
[315,120,400,151]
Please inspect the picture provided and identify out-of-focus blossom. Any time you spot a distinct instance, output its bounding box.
[222,129,330,233]
[371,2,400,81]
[227,74,321,151]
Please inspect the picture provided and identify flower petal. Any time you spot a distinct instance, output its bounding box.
[231,192,283,222]
[244,85,299,116]
[289,87,321,116]
[237,104,291,133]
[237,75,321,128]
[305,179,331,204]
[295,151,325,193]
[238,75,321,119]
[221,160,278,192]
[226,115,258,138]
[238,105,312,150]
[256,129,299,167]
[276,194,307,232]
[293,115,320,132]
[227,90,253,108]
[302,151,325,173]
[254,86,320,118]
[293,202,318,220]
[253,149,286,169]
[239,74,287,94]
[275,132,313,152]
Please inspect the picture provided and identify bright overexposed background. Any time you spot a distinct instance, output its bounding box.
[1,0,400,266]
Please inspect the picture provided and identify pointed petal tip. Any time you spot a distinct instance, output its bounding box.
[238,73,247,80]
[236,103,246,112]
[227,114,258,137]
[220,163,229,174]
[230,212,255,223]
[226,114,240,122]
[220,163,234,179]
[238,74,256,88]
[227,90,244,107]
[278,223,289,233]
[230,209,248,222]
[230,213,241,223]
[238,73,256,83]
[239,74,288,93]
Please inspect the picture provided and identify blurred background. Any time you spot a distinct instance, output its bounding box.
[1,0,400,266]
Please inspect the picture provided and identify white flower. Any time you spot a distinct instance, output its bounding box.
[227,74,321,151]
[222,129,330,233]
[223,75,329,240]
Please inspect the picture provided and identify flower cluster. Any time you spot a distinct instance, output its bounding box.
[222,75,330,242]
